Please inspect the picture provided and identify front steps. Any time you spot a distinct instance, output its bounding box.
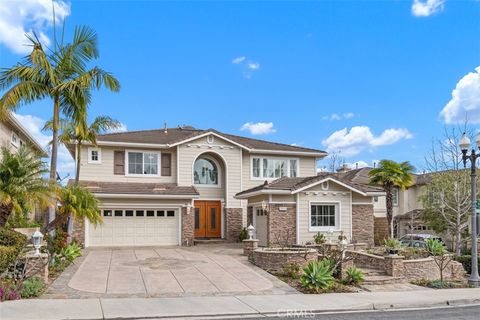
[360,268,405,285]
[193,238,227,245]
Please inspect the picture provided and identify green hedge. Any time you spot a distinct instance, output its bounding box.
[0,228,28,274]
[455,255,480,275]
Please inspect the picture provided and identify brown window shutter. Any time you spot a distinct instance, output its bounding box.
[114,151,125,175]
[161,153,172,176]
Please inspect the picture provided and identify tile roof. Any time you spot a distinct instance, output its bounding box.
[96,127,326,154]
[236,172,384,197]
[70,180,199,196]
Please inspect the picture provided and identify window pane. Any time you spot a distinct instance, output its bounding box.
[195,208,200,229]
[167,210,175,217]
[253,158,260,177]
[311,205,336,227]
[194,158,218,185]
[128,152,143,174]
[103,210,112,217]
[143,153,158,175]
[114,210,123,217]
[157,210,165,217]
[146,210,155,217]
[290,160,297,177]
[125,210,134,217]
[136,210,144,217]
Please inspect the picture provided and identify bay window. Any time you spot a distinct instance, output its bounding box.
[252,156,298,179]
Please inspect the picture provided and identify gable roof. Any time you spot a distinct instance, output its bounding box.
[92,127,327,156]
[235,172,385,198]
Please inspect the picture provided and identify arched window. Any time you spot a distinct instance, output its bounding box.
[194,157,219,185]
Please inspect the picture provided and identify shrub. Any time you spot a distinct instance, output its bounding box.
[59,243,82,263]
[425,238,451,283]
[400,247,429,259]
[344,266,364,285]
[0,279,21,301]
[313,232,326,245]
[454,255,480,275]
[46,228,68,255]
[300,260,334,292]
[383,237,403,249]
[239,228,248,241]
[20,277,45,298]
[282,263,301,279]
[0,228,27,273]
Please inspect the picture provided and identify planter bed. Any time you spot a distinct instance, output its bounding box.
[252,248,318,274]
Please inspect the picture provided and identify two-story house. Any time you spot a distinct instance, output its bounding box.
[69,126,382,248]
[0,112,46,158]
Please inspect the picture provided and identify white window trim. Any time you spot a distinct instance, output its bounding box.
[192,155,222,188]
[125,149,161,177]
[250,155,300,180]
[392,188,399,207]
[11,132,19,147]
[308,201,341,232]
[88,147,102,164]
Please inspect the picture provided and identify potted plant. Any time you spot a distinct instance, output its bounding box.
[383,237,403,255]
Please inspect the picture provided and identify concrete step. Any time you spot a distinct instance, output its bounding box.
[193,238,227,245]
[362,275,405,285]
[358,267,387,277]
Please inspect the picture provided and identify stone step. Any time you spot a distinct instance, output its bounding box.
[358,267,387,277]
[362,275,405,285]
[193,238,227,245]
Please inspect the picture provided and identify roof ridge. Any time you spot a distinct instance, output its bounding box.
[99,127,204,137]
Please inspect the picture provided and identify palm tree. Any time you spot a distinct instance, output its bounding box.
[45,115,121,183]
[0,27,120,183]
[369,160,415,237]
[46,184,102,232]
[0,147,54,227]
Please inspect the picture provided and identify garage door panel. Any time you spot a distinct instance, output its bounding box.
[88,208,179,247]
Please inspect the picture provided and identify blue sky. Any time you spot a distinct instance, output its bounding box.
[0,0,479,178]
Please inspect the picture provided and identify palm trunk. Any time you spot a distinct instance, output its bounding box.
[385,184,394,238]
[47,97,60,228]
[75,142,81,184]
[0,202,14,227]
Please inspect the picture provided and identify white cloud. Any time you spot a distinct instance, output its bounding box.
[0,0,71,54]
[440,66,480,124]
[240,122,276,135]
[107,122,128,133]
[232,56,246,64]
[232,56,261,79]
[322,113,356,121]
[411,0,445,17]
[12,112,74,180]
[322,126,413,157]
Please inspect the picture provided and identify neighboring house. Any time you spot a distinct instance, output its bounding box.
[68,126,327,247]
[0,112,46,158]
[334,166,432,241]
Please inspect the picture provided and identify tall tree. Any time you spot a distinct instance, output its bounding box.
[369,160,415,237]
[0,146,54,227]
[45,115,120,183]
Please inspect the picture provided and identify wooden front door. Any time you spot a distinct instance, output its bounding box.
[194,201,222,238]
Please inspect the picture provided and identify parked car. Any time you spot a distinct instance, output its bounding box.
[399,234,443,248]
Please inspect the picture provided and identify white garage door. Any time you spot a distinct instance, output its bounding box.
[88,209,179,247]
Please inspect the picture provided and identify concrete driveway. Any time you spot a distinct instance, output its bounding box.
[44,244,295,298]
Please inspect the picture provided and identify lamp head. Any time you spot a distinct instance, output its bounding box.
[459,133,471,152]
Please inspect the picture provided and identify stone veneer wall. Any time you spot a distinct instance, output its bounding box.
[182,206,194,246]
[374,217,389,245]
[72,217,85,247]
[347,250,385,270]
[351,204,374,247]
[403,257,465,281]
[252,248,318,273]
[268,204,296,246]
[225,208,243,242]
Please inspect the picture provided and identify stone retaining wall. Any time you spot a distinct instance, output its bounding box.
[352,204,374,247]
[252,248,318,274]
[347,250,385,270]
[403,257,465,281]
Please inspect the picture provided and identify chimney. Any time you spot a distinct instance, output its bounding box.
[336,163,351,173]
[164,122,168,134]
[355,162,358,169]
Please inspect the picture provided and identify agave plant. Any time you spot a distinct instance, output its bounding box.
[344,266,365,285]
[300,260,334,292]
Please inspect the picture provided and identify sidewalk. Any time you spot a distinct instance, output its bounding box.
[2,288,480,320]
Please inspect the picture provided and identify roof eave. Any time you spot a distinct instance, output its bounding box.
[235,189,292,199]
[92,193,200,199]
[7,113,48,156]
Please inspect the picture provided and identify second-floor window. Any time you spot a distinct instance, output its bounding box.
[11,132,19,147]
[88,147,101,164]
[251,157,298,179]
[127,152,159,176]
[194,157,218,185]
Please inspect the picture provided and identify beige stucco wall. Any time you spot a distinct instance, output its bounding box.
[297,181,353,244]
[78,146,177,183]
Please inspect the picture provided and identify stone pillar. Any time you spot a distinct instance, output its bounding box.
[182,206,194,246]
[374,217,389,245]
[225,208,243,242]
[72,217,85,248]
[352,204,374,247]
[25,252,49,283]
[385,255,404,277]
[268,204,296,246]
[243,239,259,258]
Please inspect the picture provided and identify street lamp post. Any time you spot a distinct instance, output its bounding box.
[459,133,480,287]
